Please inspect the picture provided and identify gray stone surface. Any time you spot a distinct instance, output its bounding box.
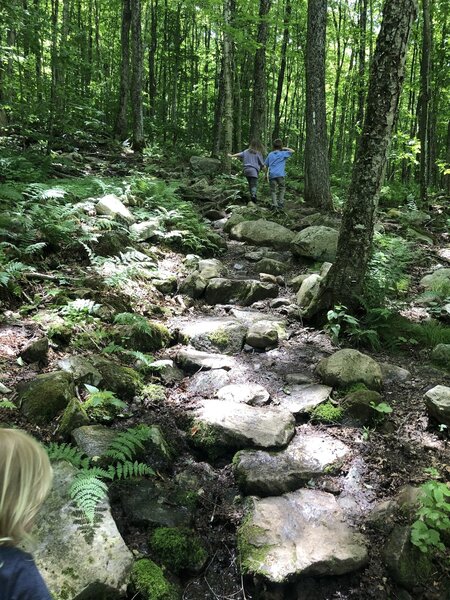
[383,526,432,591]
[239,489,368,583]
[198,258,224,279]
[205,278,278,306]
[420,267,450,290]
[130,218,161,241]
[179,272,207,299]
[72,425,117,457]
[30,462,133,599]
[192,400,295,449]
[276,384,332,415]
[431,344,450,370]
[424,384,450,426]
[176,348,237,371]
[316,349,382,391]
[17,371,75,425]
[187,369,231,397]
[230,219,295,250]
[291,226,339,262]
[296,273,322,308]
[246,320,281,349]
[95,194,135,222]
[20,337,49,364]
[216,383,270,406]
[58,355,103,386]
[234,431,351,495]
[178,317,247,355]
[380,362,411,385]
[255,258,287,276]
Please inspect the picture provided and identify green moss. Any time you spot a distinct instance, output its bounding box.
[131,559,180,600]
[237,514,272,575]
[149,527,208,574]
[206,328,230,350]
[92,357,142,401]
[310,401,343,424]
[174,489,199,511]
[188,420,222,460]
[141,384,166,403]
[342,382,369,394]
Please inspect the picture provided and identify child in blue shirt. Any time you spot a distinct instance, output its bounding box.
[229,139,266,203]
[0,429,53,600]
[264,139,295,210]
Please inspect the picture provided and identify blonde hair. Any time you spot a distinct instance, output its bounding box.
[0,429,53,545]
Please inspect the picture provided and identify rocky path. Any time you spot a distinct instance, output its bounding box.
[159,207,450,599]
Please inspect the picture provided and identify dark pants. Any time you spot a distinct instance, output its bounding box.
[246,176,258,201]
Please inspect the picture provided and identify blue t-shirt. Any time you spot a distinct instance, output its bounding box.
[264,150,293,179]
[0,546,51,600]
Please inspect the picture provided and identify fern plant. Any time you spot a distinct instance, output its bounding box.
[83,384,127,420]
[0,399,16,410]
[46,425,160,525]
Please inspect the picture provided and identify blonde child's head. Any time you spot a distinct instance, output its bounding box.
[0,428,53,545]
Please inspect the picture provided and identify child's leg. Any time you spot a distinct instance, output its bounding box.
[269,179,278,207]
[247,177,258,202]
[277,177,286,207]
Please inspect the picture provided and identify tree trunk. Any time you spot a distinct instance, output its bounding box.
[222,0,234,172]
[130,0,144,150]
[148,0,158,117]
[418,0,431,204]
[355,0,368,131]
[304,0,333,211]
[249,0,271,142]
[115,0,131,140]
[272,0,291,141]
[303,0,418,318]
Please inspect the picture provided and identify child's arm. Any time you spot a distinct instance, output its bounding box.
[228,152,242,159]
[283,147,295,153]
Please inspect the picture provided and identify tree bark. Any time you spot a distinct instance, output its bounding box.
[303,0,418,318]
[418,0,431,203]
[272,0,291,141]
[222,0,234,172]
[115,0,131,140]
[304,0,333,211]
[249,0,271,142]
[130,0,145,150]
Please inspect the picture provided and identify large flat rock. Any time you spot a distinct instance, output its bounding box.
[239,489,368,583]
[176,348,237,371]
[230,219,295,251]
[177,317,247,355]
[276,384,332,415]
[192,400,295,450]
[233,431,351,496]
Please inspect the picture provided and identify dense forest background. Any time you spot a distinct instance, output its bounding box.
[1,0,449,200]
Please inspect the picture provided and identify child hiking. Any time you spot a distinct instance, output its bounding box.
[228,139,266,203]
[264,139,295,211]
[0,428,53,600]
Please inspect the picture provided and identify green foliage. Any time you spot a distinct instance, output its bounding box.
[0,399,16,410]
[363,232,417,307]
[310,401,343,424]
[149,527,207,574]
[83,384,127,420]
[131,559,180,600]
[325,305,381,350]
[46,426,157,525]
[379,314,450,350]
[411,470,450,555]
[370,401,393,414]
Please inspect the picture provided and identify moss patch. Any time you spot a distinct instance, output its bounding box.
[188,419,222,460]
[237,513,272,575]
[149,527,208,574]
[131,559,180,600]
[141,384,167,403]
[310,401,343,424]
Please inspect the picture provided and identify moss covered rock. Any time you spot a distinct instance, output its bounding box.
[17,371,75,425]
[117,321,171,353]
[149,527,207,574]
[341,389,383,427]
[383,526,432,592]
[315,349,382,391]
[131,559,181,600]
[91,357,142,401]
[58,398,90,437]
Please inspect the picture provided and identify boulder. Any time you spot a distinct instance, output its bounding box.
[179,272,207,299]
[205,278,278,306]
[423,385,450,426]
[72,425,118,458]
[341,390,384,426]
[130,218,161,241]
[152,276,177,295]
[380,362,412,385]
[92,231,133,257]
[233,431,351,496]
[431,344,450,370]
[296,273,322,308]
[420,267,450,291]
[230,219,295,250]
[19,337,49,364]
[291,226,339,262]
[176,348,237,371]
[246,320,282,350]
[57,356,103,387]
[95,194,135,223]
[30,463,133,599]
[149,359,184,385]
[276,384,332,415]
[58,399,90,437]
[298,212,341,230]
[178,317,247,355]
[254,258,287,276]
[290,273,310,292]
[198,258,224,279]
[189,156,222,175]
[216,383,270,406]
[383,526,432,592]
[238,489,368,582]
[90,357,142,401]
[315,349,382,391]
[191,400,295,452]
[17,371,75,425]
[187,369,232,397]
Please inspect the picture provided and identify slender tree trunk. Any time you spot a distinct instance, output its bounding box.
[304,0,333,211]
[148,0,158,117]
[304,0,418,318]
[329,3,347,162]
[355,0,368,130]
[272,0,291,141]
[249,0,271,142]
[115,0,131,140]
[212,58,224,158]
[418,0,431,203]
[222,0,234,172]
[130,0,144,150]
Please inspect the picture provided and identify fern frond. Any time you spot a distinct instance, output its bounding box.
[46,442,90,469]
[70,471,109,524]
[104,426,154,462]
[114,461,155,480]
[0,399,16,410]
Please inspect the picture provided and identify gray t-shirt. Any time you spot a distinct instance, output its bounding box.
[237,149,265,178]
